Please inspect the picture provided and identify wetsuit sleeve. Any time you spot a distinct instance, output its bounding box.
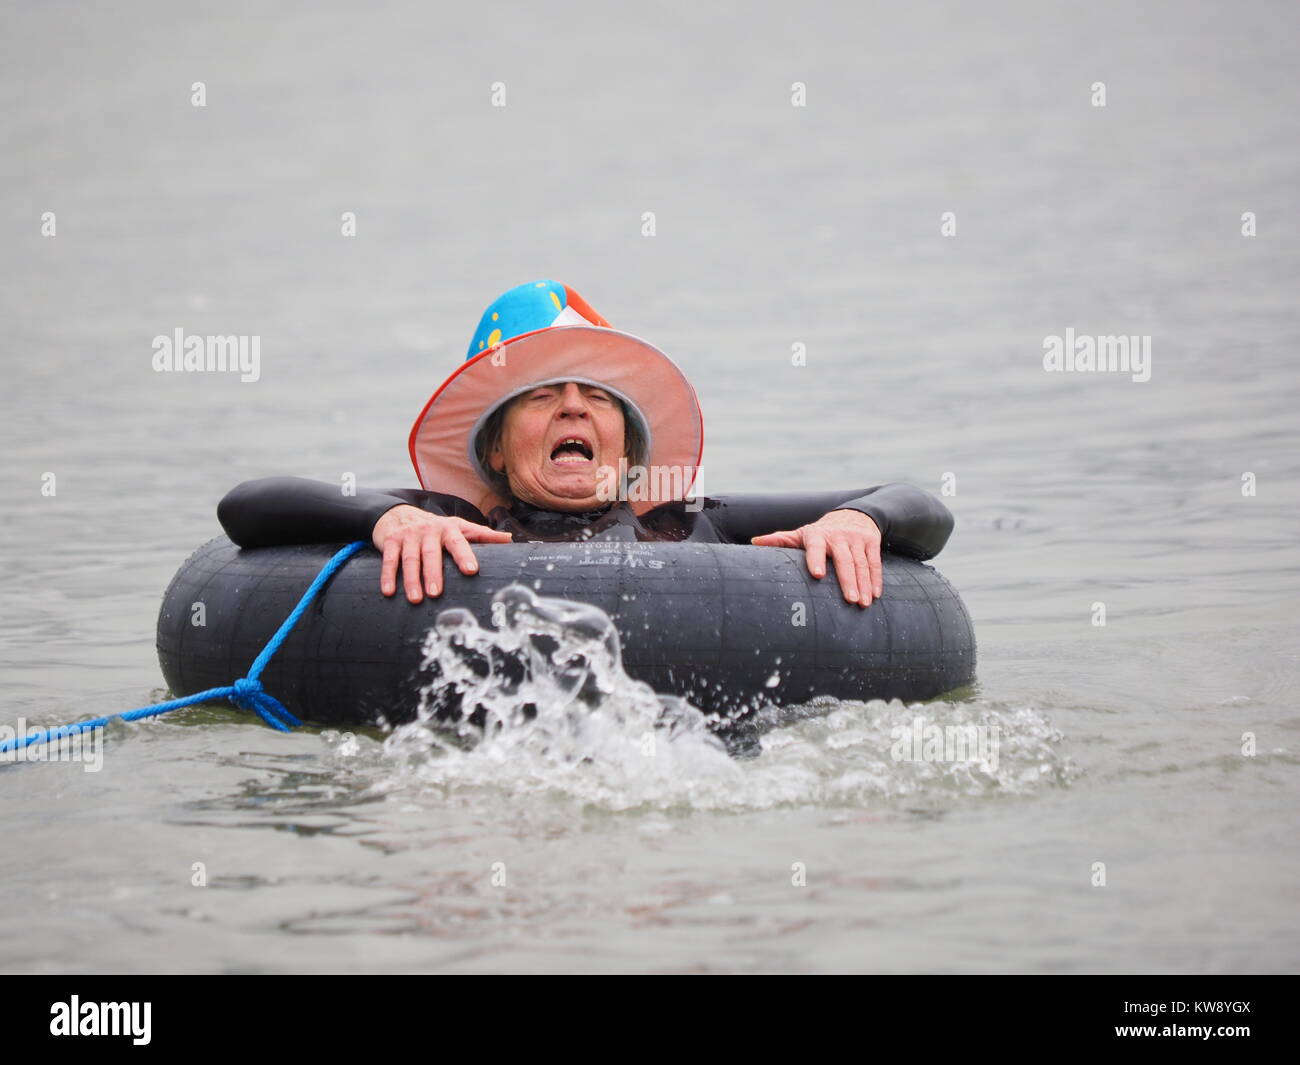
[216,476,480,548]
[704,483,954,559]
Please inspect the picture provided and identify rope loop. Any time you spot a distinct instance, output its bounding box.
[0,540,368,757]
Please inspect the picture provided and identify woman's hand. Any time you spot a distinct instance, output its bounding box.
[371,505,514,603]
[751,509,884,607]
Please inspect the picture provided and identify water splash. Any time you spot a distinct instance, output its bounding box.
[334,585,1079,812]
[383,584,722,763]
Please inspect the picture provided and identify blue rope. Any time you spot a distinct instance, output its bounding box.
[0,540,370,756]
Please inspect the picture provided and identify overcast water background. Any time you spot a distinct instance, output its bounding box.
[1,1,1297,973]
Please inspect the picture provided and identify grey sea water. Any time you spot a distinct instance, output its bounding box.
[1,0,1297,974]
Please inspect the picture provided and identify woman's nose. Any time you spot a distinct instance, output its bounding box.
[557,382,590,415]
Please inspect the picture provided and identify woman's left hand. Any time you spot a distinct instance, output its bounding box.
[751,509,883,607]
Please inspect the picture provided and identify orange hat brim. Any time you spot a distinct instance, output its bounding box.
[408,325,704,516]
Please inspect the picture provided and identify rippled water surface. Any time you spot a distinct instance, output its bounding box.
[1,0,1297,973]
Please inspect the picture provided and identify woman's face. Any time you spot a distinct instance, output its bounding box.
[489,381,626,511]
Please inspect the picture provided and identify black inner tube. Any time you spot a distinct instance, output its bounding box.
[156,537,976,750]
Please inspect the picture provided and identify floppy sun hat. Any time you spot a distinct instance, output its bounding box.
[408,280,704,515]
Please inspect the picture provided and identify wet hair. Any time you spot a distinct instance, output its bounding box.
[474,389,648,498]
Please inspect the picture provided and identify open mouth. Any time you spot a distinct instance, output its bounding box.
[550,436,594,464]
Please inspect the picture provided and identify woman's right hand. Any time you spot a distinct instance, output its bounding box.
[371,505,514,603]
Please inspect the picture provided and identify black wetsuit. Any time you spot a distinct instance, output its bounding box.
[217,476,955,559]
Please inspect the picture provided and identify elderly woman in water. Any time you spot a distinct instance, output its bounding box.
[219,280,953,605]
